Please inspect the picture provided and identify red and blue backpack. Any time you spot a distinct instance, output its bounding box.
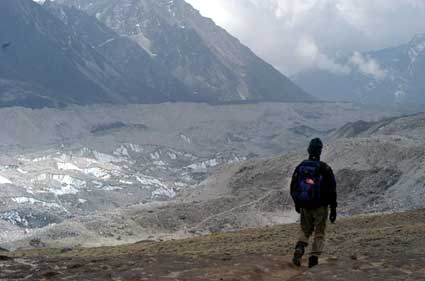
[291,160,323,208]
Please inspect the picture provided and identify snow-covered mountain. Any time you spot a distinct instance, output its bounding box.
[294,34,425,105]
[53,0,311,102]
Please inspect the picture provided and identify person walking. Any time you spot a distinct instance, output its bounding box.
[290,138,337,268]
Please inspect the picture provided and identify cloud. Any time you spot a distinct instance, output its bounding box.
[296,35,350,74]
[349,52,386,79]
[185,0,425,75]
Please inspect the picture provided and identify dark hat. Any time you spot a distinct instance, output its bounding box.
[308,138,323,157]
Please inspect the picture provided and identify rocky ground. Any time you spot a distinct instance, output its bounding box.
[0,209,424,280]
[3,112,425,250]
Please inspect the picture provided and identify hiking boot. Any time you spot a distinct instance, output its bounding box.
[308,255,319,268]
[292,242,307,267]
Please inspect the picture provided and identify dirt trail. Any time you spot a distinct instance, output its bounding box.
[0,254,304,281]
[1,209,424,280]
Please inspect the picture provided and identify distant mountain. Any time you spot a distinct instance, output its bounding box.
[0,0,193,107]
[294,34,425,104]
[329,112,425,140]
[54,0,311,102]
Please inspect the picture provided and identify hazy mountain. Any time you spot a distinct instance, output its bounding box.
[54,0,311,102]
[0,0,194,107]
[294,34,425,104]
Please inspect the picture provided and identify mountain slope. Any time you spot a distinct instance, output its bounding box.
[43,1,195,103]
[0,0,192,108]
[294,34,425,104]
[0,0,125,107]
[55,0,311,102]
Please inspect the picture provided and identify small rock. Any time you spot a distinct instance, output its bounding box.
[29,238,46,248]
[0,255,13,261]
[0,247,10,252]
[68,263,83,269]
[60,247,73,253]
[42,271,60,279]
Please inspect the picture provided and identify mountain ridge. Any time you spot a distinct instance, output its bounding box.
[294,33,425,104]
[53,0,312,103]
[0,0,312,107]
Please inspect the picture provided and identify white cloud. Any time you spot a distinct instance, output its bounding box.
[185,0,425,75]
[349,52,386,79]
[296,35,350,74]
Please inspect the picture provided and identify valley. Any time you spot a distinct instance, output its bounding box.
[0,102,416,250]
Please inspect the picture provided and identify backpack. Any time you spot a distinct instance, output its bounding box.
[291,160,323,208]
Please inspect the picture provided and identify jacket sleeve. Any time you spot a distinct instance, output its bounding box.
[326,166,337,209]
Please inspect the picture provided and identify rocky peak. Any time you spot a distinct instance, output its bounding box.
[407,33,425,64]
[55,0,311,102]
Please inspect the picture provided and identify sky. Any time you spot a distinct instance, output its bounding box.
[185,0,425,75]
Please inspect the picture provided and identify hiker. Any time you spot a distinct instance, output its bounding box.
[290,138,337,268]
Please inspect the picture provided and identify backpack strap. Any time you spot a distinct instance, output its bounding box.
[300,160,321,174]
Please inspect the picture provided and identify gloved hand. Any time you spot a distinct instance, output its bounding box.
[295,205,301,214]
[329,208,337,223]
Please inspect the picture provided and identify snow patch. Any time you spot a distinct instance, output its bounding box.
[151,186,176,199]
[150,152,161,160]
[83,167,111,179]
[57,162,81,171]
[180,134,192,144]
[114,146,129,157]
[93,151,122,163]
[102,186,122,191]
[187,159,219,172]
[32,174,86,195]
[167,152,177,160]
[12,197,62,209]
[0,175,12,184]
[17,168,28,174]
[408,37,425,64]
[136,175,167,188]
[32,155,51,162]
[119,180,133,185]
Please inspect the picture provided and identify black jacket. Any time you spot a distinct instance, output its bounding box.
[290,158,337,209]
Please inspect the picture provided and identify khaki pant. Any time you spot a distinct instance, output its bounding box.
[298,206,328,256]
